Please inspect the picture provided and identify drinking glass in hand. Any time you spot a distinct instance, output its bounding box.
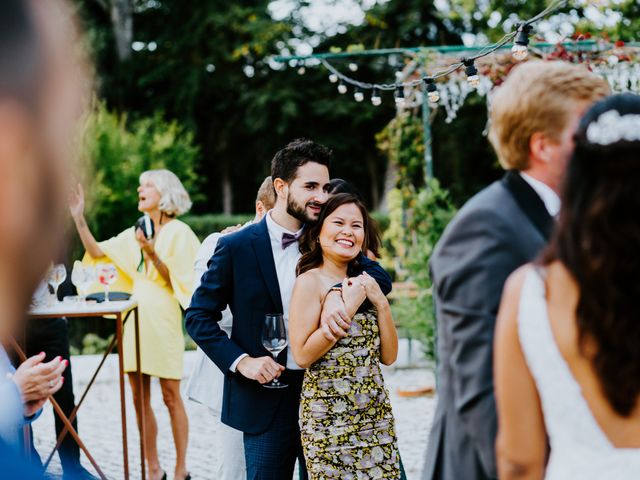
[261,313,288,389]
[47,264,67,302]
[71,261,96,304]
[97,263,118,302]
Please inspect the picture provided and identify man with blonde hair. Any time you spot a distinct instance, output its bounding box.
[422,61,609,480]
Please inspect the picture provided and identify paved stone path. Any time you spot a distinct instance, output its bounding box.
[33,343,435,479]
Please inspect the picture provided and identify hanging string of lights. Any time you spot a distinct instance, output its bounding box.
[281,0,569,107]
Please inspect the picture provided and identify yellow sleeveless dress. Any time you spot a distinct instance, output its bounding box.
[84,219,200,379]
[299,309,401,479]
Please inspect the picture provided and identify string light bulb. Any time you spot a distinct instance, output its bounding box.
[394,85,405,107]
[337,81,348,94]
[512,24,532,61]
[297,65,306,75]
[463,59,480,88]
[424,78,440,103]
[348,62,358,72]
[354,88,364,102]
[371,88,382,106]
[328,73,338,83]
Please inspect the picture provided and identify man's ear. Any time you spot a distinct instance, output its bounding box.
[255,200,266,218]
[529,131,552,165]
[272,177,288,199]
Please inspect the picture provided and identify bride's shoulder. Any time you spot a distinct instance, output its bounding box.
[295,268,323,285]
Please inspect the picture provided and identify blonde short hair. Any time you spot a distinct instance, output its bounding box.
[139,169,192,216]
[256,176,276,210]
[488,61,610,171]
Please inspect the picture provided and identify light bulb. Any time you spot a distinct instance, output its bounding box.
[428,90,440,103]
[338,82,348,94]
[394,86,405,106]
[354,90,364,102]
[297,66,306,75]
[371,89,381,106]
[511,44,529,61]
[348,62,358,72]
[328,73,338,83]
[467,75,480,88]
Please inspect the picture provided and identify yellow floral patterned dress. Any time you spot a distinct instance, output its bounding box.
[299,309,401,480]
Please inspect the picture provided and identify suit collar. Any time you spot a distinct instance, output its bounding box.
[251,217,284,312]
[502,170,554,240]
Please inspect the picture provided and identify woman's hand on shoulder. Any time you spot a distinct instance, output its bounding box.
[359,271,388,309]
[342,276,367,313]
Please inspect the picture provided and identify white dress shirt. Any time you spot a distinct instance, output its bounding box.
[265,211,304,370]
[520,172,561,217]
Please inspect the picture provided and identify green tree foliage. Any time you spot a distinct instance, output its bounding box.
[82,102,200,241]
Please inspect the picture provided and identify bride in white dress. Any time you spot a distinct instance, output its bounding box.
[494,93,640,479]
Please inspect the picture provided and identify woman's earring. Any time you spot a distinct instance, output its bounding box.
[316,237,320,243]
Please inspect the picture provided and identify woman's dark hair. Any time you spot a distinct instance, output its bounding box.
[270,138,332,185]
[325,178,381,258]
[541,93,640,416]
[297,193,380,276]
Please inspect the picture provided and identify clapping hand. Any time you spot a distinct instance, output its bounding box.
[10,352,67,417]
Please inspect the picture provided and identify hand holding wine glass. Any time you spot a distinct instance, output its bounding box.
[261,314,288,389]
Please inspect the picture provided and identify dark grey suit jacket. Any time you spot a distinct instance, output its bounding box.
[422,171,553,480]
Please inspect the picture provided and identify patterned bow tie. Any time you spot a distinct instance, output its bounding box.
[281,231,302,249]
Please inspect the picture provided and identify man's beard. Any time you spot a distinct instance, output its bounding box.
[287,194,321,225]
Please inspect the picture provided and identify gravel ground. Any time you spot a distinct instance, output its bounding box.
[32,342,436,480]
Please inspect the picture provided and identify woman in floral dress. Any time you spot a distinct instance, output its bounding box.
[290,193,400,479]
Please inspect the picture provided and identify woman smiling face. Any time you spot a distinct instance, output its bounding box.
[318,202,365,262]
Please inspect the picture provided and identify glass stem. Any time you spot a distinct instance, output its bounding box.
[105,285,110,302]
[272,353,279,384]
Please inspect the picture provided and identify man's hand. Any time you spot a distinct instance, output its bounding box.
[236,356,285,384]
[320,286,351,341]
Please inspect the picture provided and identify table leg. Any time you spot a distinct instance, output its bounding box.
[116,313,130,480]
[134,307,146,480]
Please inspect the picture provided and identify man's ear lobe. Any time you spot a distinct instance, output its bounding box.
[529,131,551,164]
[273,177,288,197]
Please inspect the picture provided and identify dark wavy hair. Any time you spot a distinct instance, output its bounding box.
[270,138,332,185]
[541,93,640,416]
[325,178,381,258]
[297,193,379,276]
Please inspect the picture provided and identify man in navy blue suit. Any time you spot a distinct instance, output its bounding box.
[186,139,392,480]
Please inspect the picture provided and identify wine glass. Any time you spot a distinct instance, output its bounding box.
[71,262,96,304]
[261,314,288,389]
[47,264,67,303]
[96,263,118,302]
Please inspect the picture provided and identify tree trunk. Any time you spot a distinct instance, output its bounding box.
[222,169,233,215]
[110,0,133,62]
[379,158,398,214]
[366,153,380,210]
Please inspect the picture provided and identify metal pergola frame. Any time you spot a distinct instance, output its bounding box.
[274,40,640,181]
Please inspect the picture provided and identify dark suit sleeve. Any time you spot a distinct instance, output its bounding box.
[430,209,524,478]
[357,254,392,295]
[185,237,246,373]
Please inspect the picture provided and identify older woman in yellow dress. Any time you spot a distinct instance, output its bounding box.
[69,169,200,480]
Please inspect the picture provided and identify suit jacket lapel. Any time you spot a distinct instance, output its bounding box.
[251,217,284,313]
[502,170,554,241]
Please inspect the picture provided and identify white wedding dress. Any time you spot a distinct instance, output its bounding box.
[517,268,640,479]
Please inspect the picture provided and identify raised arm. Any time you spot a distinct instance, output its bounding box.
[494,267,546,480]
[69,183,104,259]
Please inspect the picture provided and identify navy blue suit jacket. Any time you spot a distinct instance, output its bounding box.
[185,216,392,434]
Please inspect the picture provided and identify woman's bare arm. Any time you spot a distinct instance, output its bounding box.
[69,184,104,258]
[494,266,547,480]
[289,273,337,369]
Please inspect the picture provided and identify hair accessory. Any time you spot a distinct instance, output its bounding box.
[586,110,640,146]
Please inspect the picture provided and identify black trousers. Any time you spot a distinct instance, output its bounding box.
[25,317,81,473]
[243,370,308,480]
